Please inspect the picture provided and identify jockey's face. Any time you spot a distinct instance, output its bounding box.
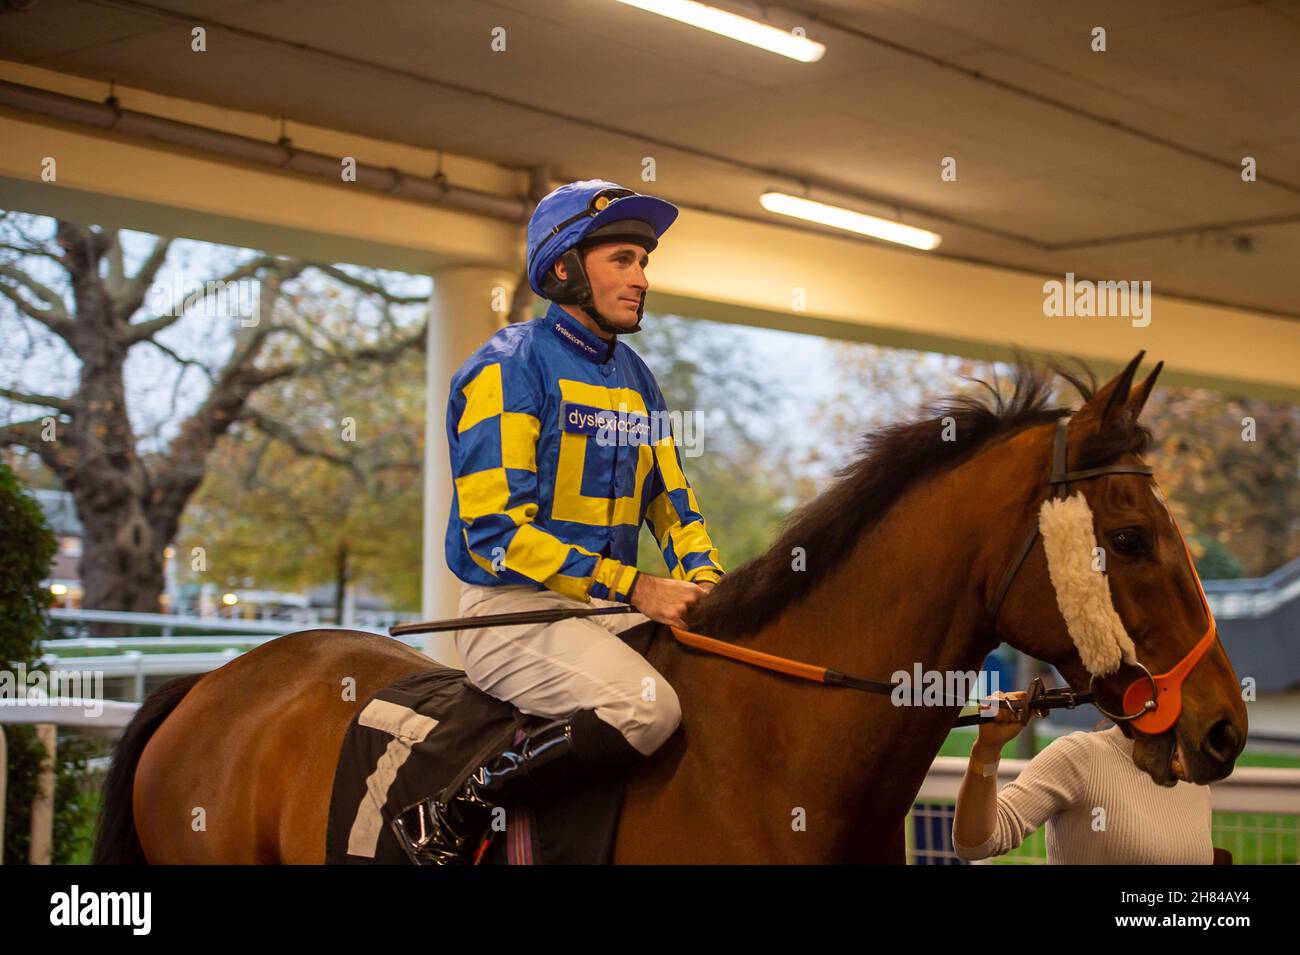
[554,241,649,338]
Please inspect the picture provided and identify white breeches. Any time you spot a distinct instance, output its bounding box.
[453,582,681,756]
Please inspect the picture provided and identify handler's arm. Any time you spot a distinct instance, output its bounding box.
[952,692,1088,860]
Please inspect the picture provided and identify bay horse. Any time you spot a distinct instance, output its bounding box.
[94,353,1246,864]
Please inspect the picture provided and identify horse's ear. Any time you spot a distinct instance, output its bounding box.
[1076,351,1145,431]
[1127,360,1163,421]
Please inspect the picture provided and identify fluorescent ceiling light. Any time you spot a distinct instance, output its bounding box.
[614,0,826,63]
[760,192,942,250]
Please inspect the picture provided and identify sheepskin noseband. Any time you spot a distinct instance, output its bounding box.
[1038,492,1138,677]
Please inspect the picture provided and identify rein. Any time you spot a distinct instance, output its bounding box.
[393,607,1033,725]
[392,417,1216,732]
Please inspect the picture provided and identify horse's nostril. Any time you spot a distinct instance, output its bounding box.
[1202,719,1242,764]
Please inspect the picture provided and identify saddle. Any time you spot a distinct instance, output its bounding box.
[325,620,659,865]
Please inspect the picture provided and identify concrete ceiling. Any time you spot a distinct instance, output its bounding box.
[2,0,1298,318]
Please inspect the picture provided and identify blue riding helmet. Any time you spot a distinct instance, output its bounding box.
[525,180,679,334]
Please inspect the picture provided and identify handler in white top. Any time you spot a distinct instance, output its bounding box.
[952,691,1214,864]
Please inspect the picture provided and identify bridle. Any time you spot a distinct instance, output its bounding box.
[395,415,1219,734]
[988,416,1219,735]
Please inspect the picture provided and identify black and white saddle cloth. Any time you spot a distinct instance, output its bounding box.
[325,621,658,865]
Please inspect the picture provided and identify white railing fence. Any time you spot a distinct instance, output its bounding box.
[0,698,139,865]
[48,607,420,638]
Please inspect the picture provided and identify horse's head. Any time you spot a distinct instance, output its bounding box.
[995,352,1247,786]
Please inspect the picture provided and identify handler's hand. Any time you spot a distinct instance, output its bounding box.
[631,574,707,628]
[976,690,1045,751]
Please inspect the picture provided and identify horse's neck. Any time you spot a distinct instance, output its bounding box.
[656,442,1030,860]
[743,463,1004,679]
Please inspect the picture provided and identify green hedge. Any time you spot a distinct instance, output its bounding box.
[1,461,94,864]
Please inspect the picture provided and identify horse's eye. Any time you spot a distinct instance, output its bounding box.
[1109,528,1148,556]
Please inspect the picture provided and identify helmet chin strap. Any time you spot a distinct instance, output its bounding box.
[581,289,644,336]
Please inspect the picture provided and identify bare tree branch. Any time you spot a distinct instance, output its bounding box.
[241,319,427,388]
[239,362,310,389]
[0,263,70,316]
[0,385,73,412]
[243,432,274,487]
[114,234,174,322]
[237,405,362,480]
[0,416,78,479]
[0,417,52,449]
[312,264,429,305]
[350,320,428,361]
[122,254,282,344]
[0,241,69,267]
[56,220,112,269]
[0,213,71,269]
[140,335,216,383]
[104,229,126,298]
[214,266,310,380]
[144,264,305,526]
[0,278,76,342]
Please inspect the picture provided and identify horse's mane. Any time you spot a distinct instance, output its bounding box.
[686,355,1153,638]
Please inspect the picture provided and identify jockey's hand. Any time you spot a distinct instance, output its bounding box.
[630,574,707,628]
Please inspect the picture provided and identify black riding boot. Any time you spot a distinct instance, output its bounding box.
[392,708,643,865]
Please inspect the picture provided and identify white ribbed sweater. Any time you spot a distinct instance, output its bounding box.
[951,726,1214,864]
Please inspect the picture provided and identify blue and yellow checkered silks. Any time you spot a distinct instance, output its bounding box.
[445,302,724,603]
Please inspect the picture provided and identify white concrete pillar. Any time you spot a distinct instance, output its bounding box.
[423,265,521,665]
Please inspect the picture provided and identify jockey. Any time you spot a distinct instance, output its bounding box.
[393,179,725,864]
